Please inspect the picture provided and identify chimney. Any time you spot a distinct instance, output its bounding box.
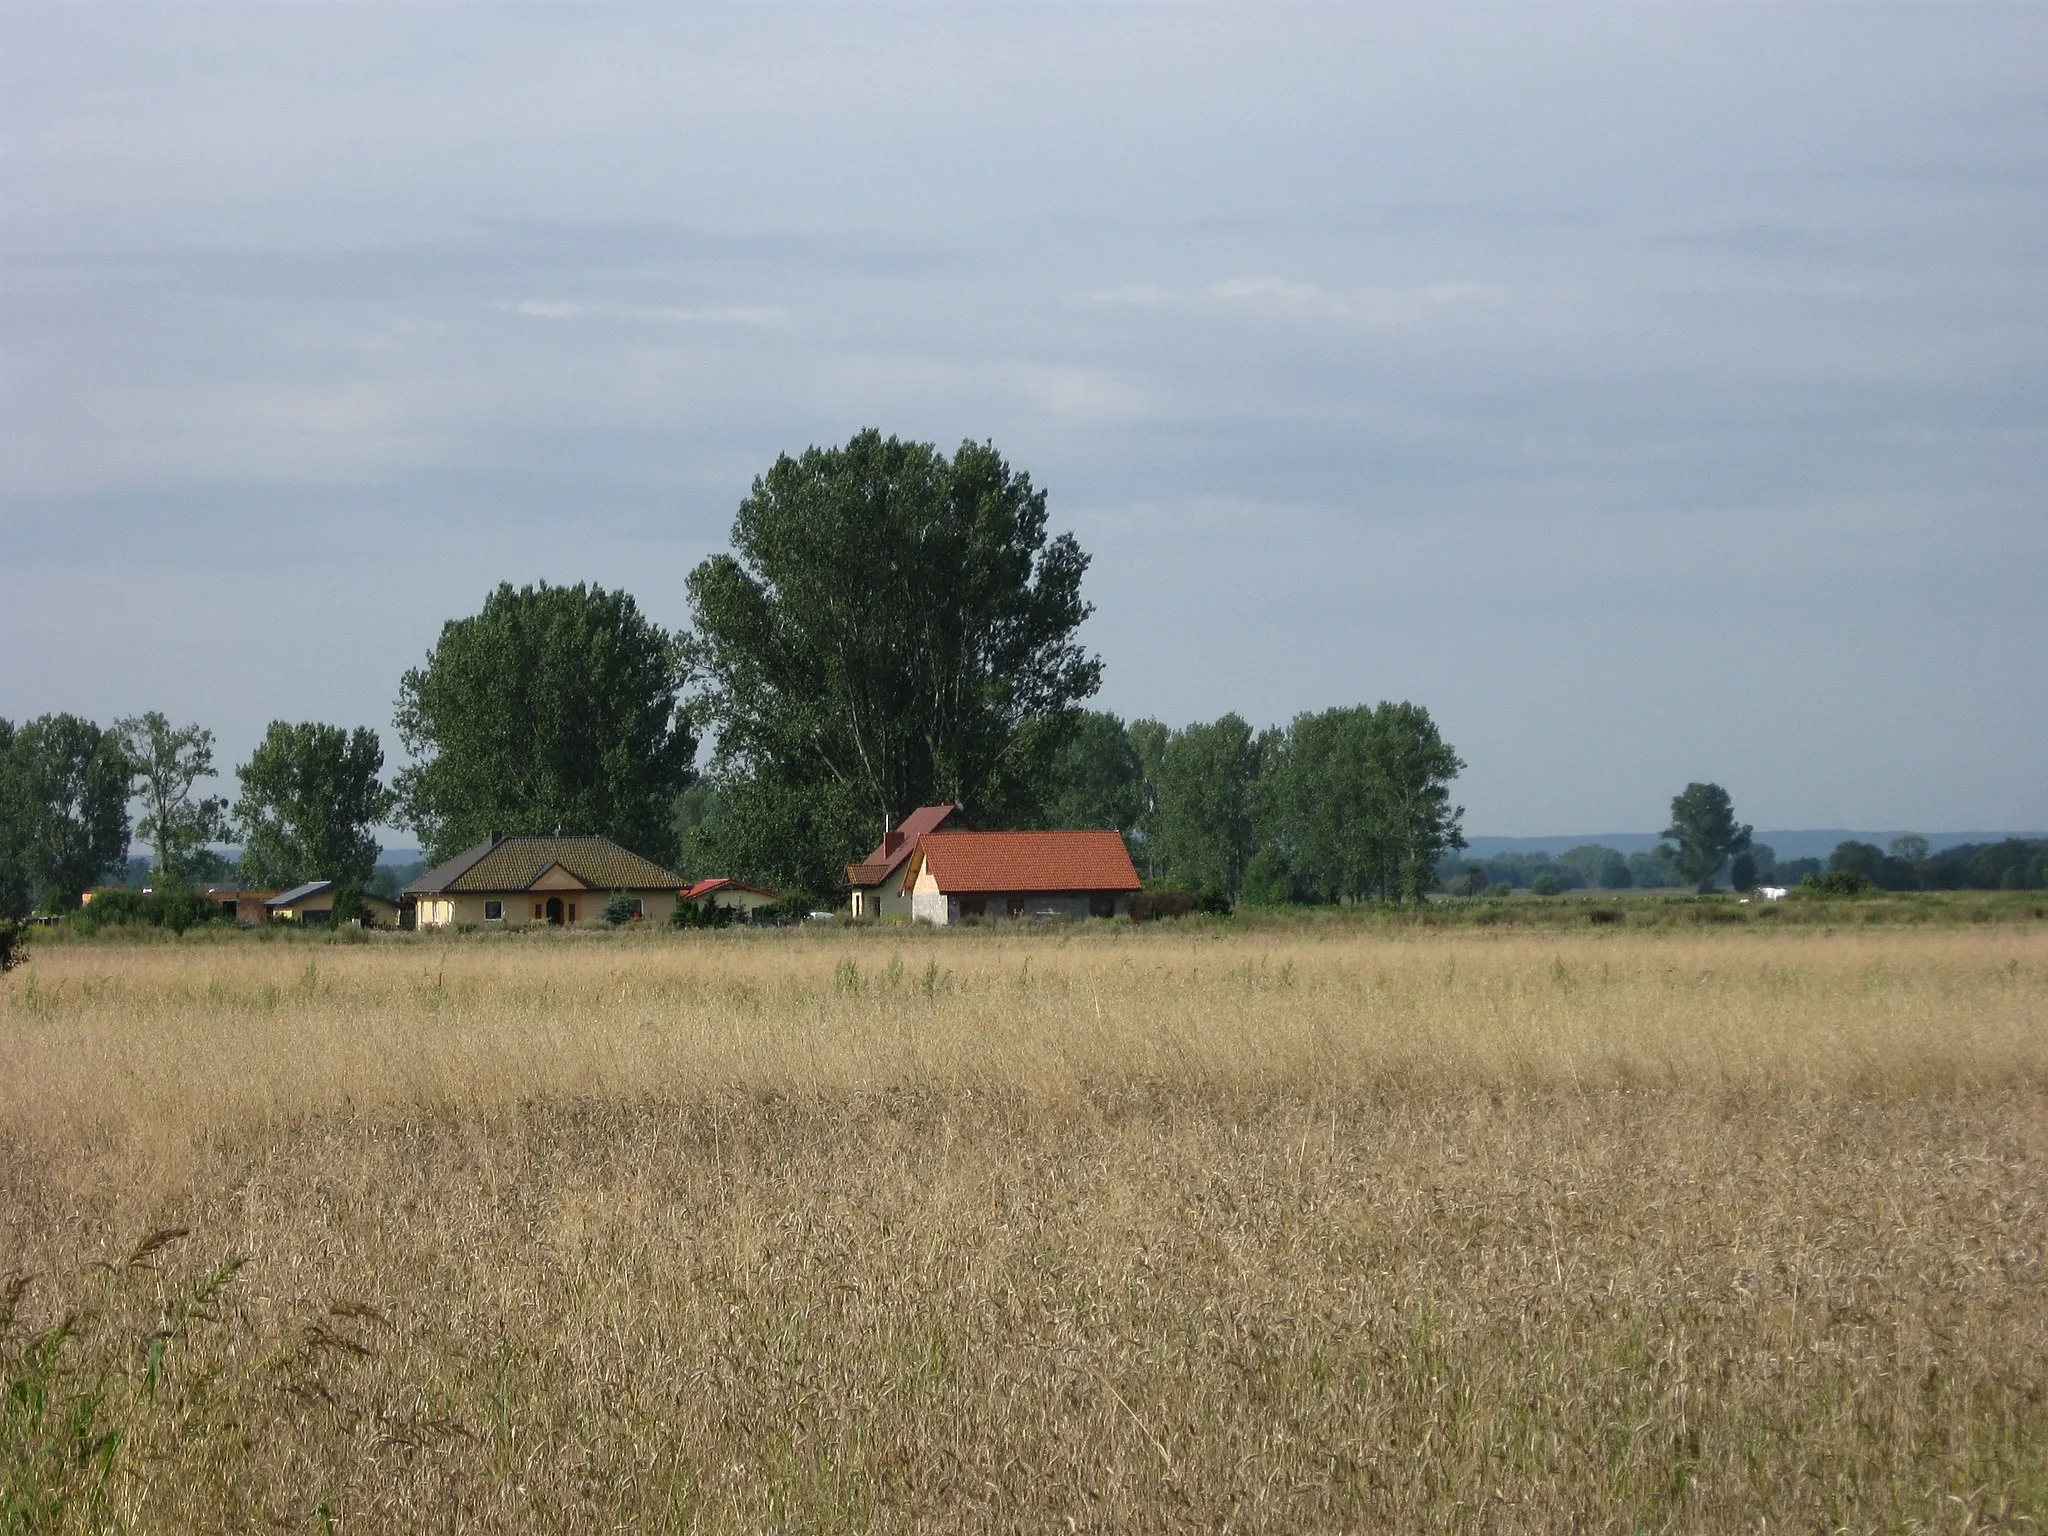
[884,828,905,855]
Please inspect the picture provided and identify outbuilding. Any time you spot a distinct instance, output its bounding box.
[901,830,1142,925]
[264,881,401,928]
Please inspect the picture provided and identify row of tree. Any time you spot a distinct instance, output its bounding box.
[0,713,390,916]
[4,433,1472,913]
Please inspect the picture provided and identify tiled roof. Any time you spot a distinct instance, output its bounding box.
[404,835,682,895]
[909,830,1142,895]
[266,879,333,908]
[684,878,779,901]
[845,803,961,887]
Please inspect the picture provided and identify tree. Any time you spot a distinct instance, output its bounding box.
[395,582,695,865]
[0,719,30,921]
[1148,714,1263,901]
[6,714,130,909]
[682,431,1100,896]
[1040,711,1146,838]
[119,712,230,886]
[1660,782,1751,893]
[1271,703,1466,905]
[234,722,393,890]
[1558,844,1632,890]
[1729,850,1757,892]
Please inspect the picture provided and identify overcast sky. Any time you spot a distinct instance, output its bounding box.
[2,2,2043,837]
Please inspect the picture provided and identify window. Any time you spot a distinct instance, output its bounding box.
[567,902,577,923]
[1089,893,1117,918]
[483,900,504,922]
[959,896,986,919]
[535,902,544,920]
[1007,897,1025,919]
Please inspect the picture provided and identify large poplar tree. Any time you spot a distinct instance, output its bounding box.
[235,722,393,889]
[683,430,1101,896]
[4,714,130,910]
[394,582,695,865]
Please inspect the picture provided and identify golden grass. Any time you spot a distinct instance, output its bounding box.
[4,925,2046,1531]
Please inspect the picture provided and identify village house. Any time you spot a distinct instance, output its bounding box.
[403,833,684,928]
[844,803,962,919]
[682,878,781,918]
[265,880,402,928]
[900,829,1142,925]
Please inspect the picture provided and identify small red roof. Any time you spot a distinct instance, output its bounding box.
[907,830,1142,895]
[845,803,961,888]
[684,878,779,901]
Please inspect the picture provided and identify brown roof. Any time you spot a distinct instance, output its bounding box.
[906,830,1142,895]
[404,835,682,895]
[844,803,961,888]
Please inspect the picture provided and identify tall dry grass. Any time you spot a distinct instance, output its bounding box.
[3,925,2046,1531]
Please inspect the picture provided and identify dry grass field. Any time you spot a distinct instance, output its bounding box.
[3,922,2046,1532]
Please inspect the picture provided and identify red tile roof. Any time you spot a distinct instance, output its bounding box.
[907,830,1142,895]
[845,803,961,887]
[683,878,779,901]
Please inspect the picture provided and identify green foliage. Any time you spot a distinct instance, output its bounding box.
[670,898,733,929]
[117,713,230,886]
[234,722,392,889]
[368,859,426,900]
[1800,869,1874,897]
[1039,711,1146,839]
[1531,871,1567,896]
[329,886,372,927]
[682,431,1100,895]
[1661,783,1751,893]
[395,581,695,865]
[1145,714,1263,900]
[0,720,29,923]
[0,919,26,974]
[602,891,641,926]
[1729,850,1757,893]
[69,887,220,935]
[670,781,733,880]
[1268,703,1465,905]
[1558,845,1633,890]
[3,715,130,911]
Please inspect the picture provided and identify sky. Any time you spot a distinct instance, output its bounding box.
[2,2,2043,837]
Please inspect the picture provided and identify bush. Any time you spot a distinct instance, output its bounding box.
[670,899,732,929]
[602,892,642,926]
[1530,873,1567,897]
[0,918,27,972]
[1800,870,1873,897]
[70,887,221,935]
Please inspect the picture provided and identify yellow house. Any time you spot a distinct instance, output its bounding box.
[403,833,683,929]
[264,880,402,928]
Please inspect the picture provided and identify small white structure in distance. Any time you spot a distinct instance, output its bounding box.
[1759,886,1788,901]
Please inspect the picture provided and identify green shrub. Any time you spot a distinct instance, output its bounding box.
[0,919,26,973]
[1800,870,1874,897]
[69,888,221,936]
[1531,873,1567,897]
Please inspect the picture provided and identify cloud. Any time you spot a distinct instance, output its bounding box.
[1083,277,1509,328]
[502,300,791,326]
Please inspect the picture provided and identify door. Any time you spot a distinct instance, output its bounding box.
[545,896,564,925]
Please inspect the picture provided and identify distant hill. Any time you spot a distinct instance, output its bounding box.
[1461,830,2047,861]
[377,848,425,866]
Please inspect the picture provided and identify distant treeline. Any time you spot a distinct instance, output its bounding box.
[1436,835,2048,895]
[684,702,1467,906]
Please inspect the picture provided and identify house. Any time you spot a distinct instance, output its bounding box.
[900,830,1142,925]
[844,803,963,919]
[682,878,781,918]
[403,833,684,928]
[264,880,402,928]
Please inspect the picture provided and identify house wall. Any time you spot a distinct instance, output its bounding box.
[416,890,679,928]
[853,877,917,919]
[912,885,1133,926]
